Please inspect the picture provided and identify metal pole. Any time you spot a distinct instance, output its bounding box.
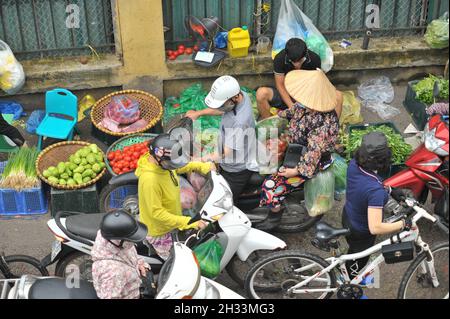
[256,0,262,37]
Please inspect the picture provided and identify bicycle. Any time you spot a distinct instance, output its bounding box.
[245,198,449,299]
[0,252,49,279]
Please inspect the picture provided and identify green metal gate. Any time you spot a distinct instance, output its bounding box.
[163,0,449,48]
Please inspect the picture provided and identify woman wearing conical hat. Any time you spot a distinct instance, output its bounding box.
[258,68,340,231]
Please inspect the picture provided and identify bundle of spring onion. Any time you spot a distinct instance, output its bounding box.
[0,147,40,191]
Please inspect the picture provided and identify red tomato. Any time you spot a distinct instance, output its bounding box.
[124,156,132,162]
[116,162,123,169]
[177,48,184,55]
[107,153,115,161]
[177,44,185,51]
[133,152,140,158]
[193,45,199,51]
[140,149,147,155]
[168,55,176,61]
[113,168,121,175]
[185,48,193,55]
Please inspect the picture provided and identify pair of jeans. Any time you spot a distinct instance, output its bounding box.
[220,168,254,203]
[341,209,376,279]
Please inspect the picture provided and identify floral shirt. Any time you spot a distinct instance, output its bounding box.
[91,231,147,299]
[279,103,339,178]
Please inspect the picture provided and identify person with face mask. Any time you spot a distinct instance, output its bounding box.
[135,134,214,260]
[185,75,259,203]
[92,210,151,299]
[343,132,410,279]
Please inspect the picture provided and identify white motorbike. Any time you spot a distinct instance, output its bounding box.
[1,241,243,299]
[43,171,287,286]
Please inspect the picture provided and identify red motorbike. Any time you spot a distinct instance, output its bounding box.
[384,114,449,231]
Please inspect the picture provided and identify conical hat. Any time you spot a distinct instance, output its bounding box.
[285,69,337,112]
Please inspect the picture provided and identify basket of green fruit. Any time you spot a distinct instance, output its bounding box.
[36,141,107,190]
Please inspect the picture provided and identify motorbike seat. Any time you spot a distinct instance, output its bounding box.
[315,222,350,242]
[65,213,104,242]
[29,278,98,299]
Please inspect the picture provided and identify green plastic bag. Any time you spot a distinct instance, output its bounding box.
[332,153,348,200]
[304,170,335,217]
[425,13,449,49]
[193,239,224,278]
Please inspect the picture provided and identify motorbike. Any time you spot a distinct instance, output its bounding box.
[1,241,243,299]
[43,171,287,287]
[99,117,323,233]
[384,114,449,233]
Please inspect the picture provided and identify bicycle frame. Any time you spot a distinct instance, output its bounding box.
[288,204,440,296]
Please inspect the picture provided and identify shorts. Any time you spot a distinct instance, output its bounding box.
[256,86,294,110]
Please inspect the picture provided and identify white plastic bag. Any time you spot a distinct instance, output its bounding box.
[358,76,399,120]
[0,40,25,95]
[358,76,395,104]
[272,0,334,73]
[304,170,335,217]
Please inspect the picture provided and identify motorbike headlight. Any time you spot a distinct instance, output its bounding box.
[213,184,234,211]
[423,125,446,156]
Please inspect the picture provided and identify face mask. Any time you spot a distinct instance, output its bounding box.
[219,100,236,113]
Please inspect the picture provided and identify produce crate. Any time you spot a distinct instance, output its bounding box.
[0,162,48,216]
[50,184,99,217]
[348,122,407,178]
[107,184,138,210]
[403,80,429,131]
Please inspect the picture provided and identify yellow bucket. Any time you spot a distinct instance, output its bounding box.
[228,26,251,58]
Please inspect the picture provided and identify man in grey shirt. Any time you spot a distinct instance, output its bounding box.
[186,75,258,202]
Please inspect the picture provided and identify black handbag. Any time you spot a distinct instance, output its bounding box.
[381,235,415,264]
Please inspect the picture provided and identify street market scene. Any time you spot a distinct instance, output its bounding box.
[0,0,448,302]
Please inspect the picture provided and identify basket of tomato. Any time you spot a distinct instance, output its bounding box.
[105,133,158,176]
[166,44,199,61]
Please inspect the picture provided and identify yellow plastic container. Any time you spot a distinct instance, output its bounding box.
[228,26,251,58]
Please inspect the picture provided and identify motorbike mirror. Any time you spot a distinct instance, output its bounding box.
[433,81,440,99]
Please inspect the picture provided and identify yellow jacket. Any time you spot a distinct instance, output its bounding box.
[135,153,212,237]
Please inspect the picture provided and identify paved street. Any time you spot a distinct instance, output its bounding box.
[1,84,448,298]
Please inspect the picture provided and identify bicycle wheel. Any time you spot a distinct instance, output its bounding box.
[0,255,49,279]
[55,251,93,282]
[245,250,337,299]
[226,250,273,287]
[398,241,449,299]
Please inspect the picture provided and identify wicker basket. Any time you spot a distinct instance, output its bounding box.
[91,89,163,137]
[36,141,107,190]
[105,133,158,176]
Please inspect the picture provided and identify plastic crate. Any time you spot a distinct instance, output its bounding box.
[403,80,429,131]
[0,162,48,216]
[347,122,407,178]
[107,184,138,209]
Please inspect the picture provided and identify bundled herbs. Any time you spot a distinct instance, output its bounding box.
[343,125,413,165]
[0,147,40,191]
[413,74,449,105]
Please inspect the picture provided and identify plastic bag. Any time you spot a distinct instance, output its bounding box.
[304,169,335,217]
[26,110,45,134]
[188,172,207,192]
[0,40,25,95]
[362,100,401,120]
[425,12,449,49]
[179,176,197,209]
[121,119,149,133]
[358,76,395,104]
[193,239,224,278]
[215,32,228,49]
[0,101,24,120]
[105,95,140,124]
[340,91,363,125]
[331,154,347,200]
[78,95,96,122]
[272,0,334,73]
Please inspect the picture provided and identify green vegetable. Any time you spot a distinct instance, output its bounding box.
[59,179,67,186]
[343,125,413,165]
[95,154,103,163]
[48,176,59,184]
[92,163,102,173]
[84,164,92,170]
[89,144,99,154]
[73,157,81,165]
[0,147,40,190]
[81,158,88,166]
[82,176,92,183]
[67,179,76,186]
[413,74,449,104]
[74,166,85,174]
[60,173,69,180]
[74,173,83,184]
[57,162,66,174]
[86,154,96,165]
[82,169,93,178]
[69,163,77,171]
[43,170,51,178]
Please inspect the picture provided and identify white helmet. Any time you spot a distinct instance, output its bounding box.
[205,75,241,109]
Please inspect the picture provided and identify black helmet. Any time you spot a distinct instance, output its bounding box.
[355,132,392,174]
[100,210,148,243]
[149,133,190,170]
[285,38,307,62]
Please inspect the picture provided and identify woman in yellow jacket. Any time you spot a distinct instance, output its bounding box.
[135,133,214,259]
